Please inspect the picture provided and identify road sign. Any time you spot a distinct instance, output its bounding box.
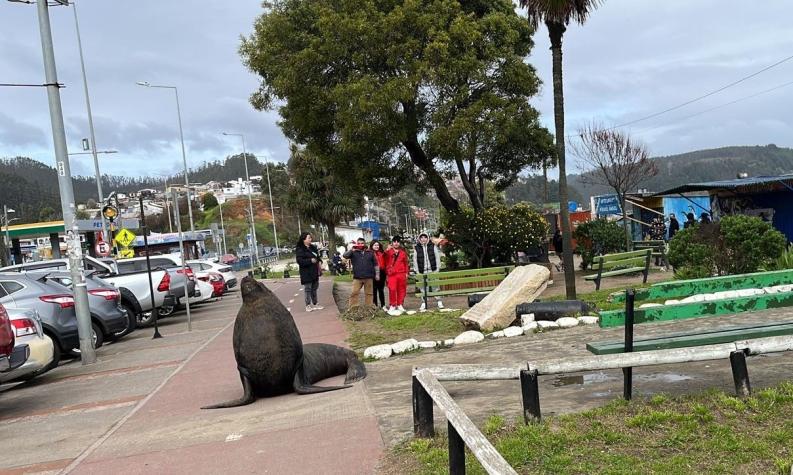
[118,248,134,259]
[115,228,137,248]
[95,241,111,257]
[102,204,119,222]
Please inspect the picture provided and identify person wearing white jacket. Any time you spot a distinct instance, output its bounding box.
[413,233,443,311]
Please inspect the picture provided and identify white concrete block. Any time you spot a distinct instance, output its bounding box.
[418,341,438,349]
[364,344,393,360]
[487,330,505,339]
[556,317,579,328]
[520,313,536,325]
[391,338,419,354]
[578,316,599,325]
[536,320,559,330]
[453,331,485,345]
[503,326,524,337]
[522,321,538,333]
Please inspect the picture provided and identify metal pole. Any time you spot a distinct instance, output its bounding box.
[172,189,192,332]
[520,369,542,423]
[623,288,636,401]
[218,200,227,255]
[3,205,10,265]
[139,195,162,339]
[36,0,95,364]
[729,350,751,397]
[173,88,194,232]
[447,421,466,475]
[412,375,435,437]
[241,137,259,265]
[71,0,109,246]
[263,153,280,260]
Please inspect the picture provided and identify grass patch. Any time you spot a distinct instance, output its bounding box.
[389,382,793,474]
[346,309,465,352]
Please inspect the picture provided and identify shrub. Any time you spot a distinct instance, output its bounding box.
[766,245,793,271]
[573,219,626,269]
[668,215,786,276]
[444,203,548,268]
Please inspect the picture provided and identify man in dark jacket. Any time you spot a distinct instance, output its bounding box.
[343,237,379,308]
[668,213,680,240]
[414,233,443,311]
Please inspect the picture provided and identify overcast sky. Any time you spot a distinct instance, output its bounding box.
[1,0,792,178]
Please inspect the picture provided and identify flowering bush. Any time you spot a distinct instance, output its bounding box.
[444,203,548,268]
[573,219,627,269]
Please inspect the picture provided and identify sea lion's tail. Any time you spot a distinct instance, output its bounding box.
[293,344,367,394]
[293,381,352,394]
[201,369,257,409]
[344,353,367,384]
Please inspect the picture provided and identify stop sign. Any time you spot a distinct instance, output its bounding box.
[95,241,111,257]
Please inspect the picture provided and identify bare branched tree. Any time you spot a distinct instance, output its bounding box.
[571,123,657,249]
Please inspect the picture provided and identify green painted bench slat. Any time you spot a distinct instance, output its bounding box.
[599,256,648,271]
[415,286,499,298]
[417,274,507,287]
[584,267,646,280]
[593,249,649,262]
[421,267,513,279]
[587,322,793,355]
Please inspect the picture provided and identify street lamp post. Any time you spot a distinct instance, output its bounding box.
[218,198,227,256]
[3,206,15,265]
[136,81,194,232]
[70,0,110,245]
[221,133,259,266]
[33,0,96,364]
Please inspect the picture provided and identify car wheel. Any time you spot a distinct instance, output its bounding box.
[92,322,104,349]
[111,304,137,340]
[138,311,155,326]
[158,303,176,317]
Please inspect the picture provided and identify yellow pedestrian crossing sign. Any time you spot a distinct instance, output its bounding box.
[119,248,135,259]
[115,228,137,248]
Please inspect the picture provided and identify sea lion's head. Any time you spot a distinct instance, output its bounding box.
[240,275,273,305]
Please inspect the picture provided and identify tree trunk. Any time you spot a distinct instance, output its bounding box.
[543,161,548,202]
[621,196,632,251]
[327,223,336,250]
[548,21,576,299]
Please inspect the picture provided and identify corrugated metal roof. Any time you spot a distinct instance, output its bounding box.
[656,174,793,195]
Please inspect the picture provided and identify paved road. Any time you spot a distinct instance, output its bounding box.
[0,277,382,475]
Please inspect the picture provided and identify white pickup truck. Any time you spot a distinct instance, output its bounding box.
[0,256,175,333]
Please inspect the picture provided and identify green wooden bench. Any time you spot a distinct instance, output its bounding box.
[633,240,667,270]
[415,266,513,308]
[584,249,652,291]
[586,321,793,355]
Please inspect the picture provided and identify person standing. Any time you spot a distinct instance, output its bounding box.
[668,213,680,240]
[684,212,697,229]
[413,232,443,311]
[371,240,388,309]
[295,232,324,313]
[385,236,409,316]
[343,237,378,309]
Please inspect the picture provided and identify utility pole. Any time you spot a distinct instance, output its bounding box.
[36,0,95,364]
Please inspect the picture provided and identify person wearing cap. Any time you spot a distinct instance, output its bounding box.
[413,232,443,311]
[343,237,379,309]
[384,236,410,315]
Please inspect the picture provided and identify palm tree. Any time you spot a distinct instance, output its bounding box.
[521,0,602,299]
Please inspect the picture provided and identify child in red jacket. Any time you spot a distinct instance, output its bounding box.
[384,236,409,315]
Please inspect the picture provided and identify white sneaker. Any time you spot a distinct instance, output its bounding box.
[382,306,389,312]
[313,304,324,310]
[387,306,399,316]
[419,303,427,312]
[306,305,313,313]
[437,301,444,309]
[397,305,406,313]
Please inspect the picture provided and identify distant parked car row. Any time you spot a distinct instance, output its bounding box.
[0,255,236,384]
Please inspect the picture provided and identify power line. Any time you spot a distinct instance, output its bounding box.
[610,52,793,130]
[632,78,793,136]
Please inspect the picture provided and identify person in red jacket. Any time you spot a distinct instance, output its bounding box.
[384,235,409,315]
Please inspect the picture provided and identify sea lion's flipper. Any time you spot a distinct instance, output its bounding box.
[293,379,351,394]
[201,369,256,409]
[292,354,351,394]
[344,355,367,384]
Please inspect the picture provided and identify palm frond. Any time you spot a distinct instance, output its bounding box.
[519,0,603,28]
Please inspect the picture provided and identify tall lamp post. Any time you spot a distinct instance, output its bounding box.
[221,132,260,266]
[69,0,110,244]
[218,198,227,256]
[3,206,18,265]
[136,81,194,232]
[254,152,280,260]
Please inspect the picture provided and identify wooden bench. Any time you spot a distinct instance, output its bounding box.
[414,266,513,308]
[633,240,667,269]
[583,249,652,291]
[586,321,793,355]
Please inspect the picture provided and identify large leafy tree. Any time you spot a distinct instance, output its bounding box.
[240,0,553,214]
[520,0,603,299]
[286,145,363,244]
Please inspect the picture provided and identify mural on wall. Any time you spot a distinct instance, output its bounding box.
[662,196,711,223]
[710,195,775,222]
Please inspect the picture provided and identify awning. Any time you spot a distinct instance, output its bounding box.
[655,175,793,196]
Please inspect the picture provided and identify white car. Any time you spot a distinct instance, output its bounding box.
[187,279,215,305]
[0,308,54,383]
[187,260,237,290]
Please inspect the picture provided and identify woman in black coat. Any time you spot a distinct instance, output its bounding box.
[295,232,324,312]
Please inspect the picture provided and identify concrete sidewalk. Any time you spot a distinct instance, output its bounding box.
[0,277,382,475]
[67,277,383,474]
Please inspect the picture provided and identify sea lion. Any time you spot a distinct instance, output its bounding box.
[202,276,366,409]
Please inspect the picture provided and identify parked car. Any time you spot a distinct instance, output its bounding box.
[0,307,54,383]
[0,303,19,373]
[31,270,131,346]
[187,260,237,290]
[187,279,215,305]
[0,272,88,371]
[0,256,173,331]
[112,255,197,317]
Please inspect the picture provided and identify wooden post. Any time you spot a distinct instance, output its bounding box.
[642,249,651,283]
[413,375,435,437]
[448,420,466,475]
[729,350,752,397]
[422,273,429,309]
[520,369,541,422]
[623,289,635,401]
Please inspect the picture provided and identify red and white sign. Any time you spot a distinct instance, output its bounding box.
[95,241,111,257]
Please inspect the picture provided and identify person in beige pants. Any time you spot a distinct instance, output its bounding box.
[344,237,379,309]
